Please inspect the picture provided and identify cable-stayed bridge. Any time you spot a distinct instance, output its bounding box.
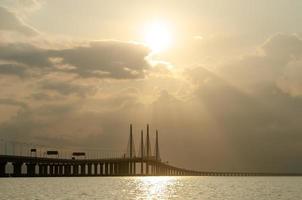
[0,124,201,177]
[1,124,301,177]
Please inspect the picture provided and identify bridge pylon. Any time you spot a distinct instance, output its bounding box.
[146,124,151,158]
[155,130,160,161]
[126,124,136,158]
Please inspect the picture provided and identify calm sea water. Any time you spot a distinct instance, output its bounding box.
[0,176,301,200]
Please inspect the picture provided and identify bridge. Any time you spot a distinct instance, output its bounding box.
[0,124,203,177]
[1,124,302,177]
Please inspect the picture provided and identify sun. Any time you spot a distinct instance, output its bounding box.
[143,21,172,53]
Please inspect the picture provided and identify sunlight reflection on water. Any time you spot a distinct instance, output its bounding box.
[0,176,302,199]
[133,177,178,199]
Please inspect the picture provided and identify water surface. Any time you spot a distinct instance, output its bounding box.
[0,176,301,199]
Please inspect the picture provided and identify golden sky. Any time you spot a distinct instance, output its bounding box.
[1,0,302,172]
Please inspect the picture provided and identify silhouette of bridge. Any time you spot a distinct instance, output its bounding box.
[0,124,203,177]
[1,124,301,177]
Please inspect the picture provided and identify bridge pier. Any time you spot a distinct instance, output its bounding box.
[87,163,92,176]
[129,162,134,175]
[114,163,117,175]
[39,164,47,176]
[54,165,59,176]
[80,164,85,176]
[151,164,154,175]
[104,163,109,176]
[94,163,101,176]
[73,164,79,176]
[100,163,103,176]
[58,165,63,176]
[134,162,137,175]
[108,163,112,175]
[140,161,143,175]
[44,165,48,176]
[92,163,96,175]
[146,162,149,175]
[0,161,6,177]
[118,161,128,175]
[12,162,22,177]
[64,165,71,176]
[115,163,119,175]
[49,164,54,176]
[26,163,36,177]
[129,161,132,175]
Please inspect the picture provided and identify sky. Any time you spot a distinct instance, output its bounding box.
[1,0,302,173]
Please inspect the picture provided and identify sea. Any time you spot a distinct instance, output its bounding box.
[0,176,301,200]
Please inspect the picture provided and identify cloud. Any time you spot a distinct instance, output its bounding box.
[277,59,302,96]
[0,63,26,77]
[262,33,302,60]
[39,80,96,97]
[0,6,38,36]
[182,66,302,172]
[0,43,50,67]
[218,33,302,95]
[52,41,151,79]
[0,41,152,79]
[0,98,28,109]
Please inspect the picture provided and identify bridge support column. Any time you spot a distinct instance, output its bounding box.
[58,165,63,176]
[93,164,98,175]
[129,161,132,175]
[140,161,144,175]
[64,165,71,176]
[125,162,130,175]
[94,163,99,176]
[114,163,118,175]
[80,164,86,176]
[110,163,114,175]
[73,164,79,176]
[156,165,160,175]
[49,164,54,176]
[116,163,120,175]
[26,163,36,177]
[54,165,59,176]
[119,162,127,175]
[146,162,149,175]
[151,164,155,175]
[39,164,44,176]
[87,164,92,176]
[38,164,43,176]
[99,163,103,176]
[133,162,136,175]
[13,162,22,177]
[43,164,48,176]
[0,162,6,177]
[105,163,109,176]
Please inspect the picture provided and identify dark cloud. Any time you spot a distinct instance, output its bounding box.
[52,41,151,79]
[0,98,28,109]
[39,80,96,97]
[0,63,26,77]
[0,41,151,79]
[0,6,38,35]
[0,43,51,67]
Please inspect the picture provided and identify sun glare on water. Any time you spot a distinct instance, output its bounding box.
[143,21,172,53]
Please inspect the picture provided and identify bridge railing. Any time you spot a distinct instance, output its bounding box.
[0,139,125,160]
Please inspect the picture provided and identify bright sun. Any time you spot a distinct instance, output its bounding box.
[144,21,172,53]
